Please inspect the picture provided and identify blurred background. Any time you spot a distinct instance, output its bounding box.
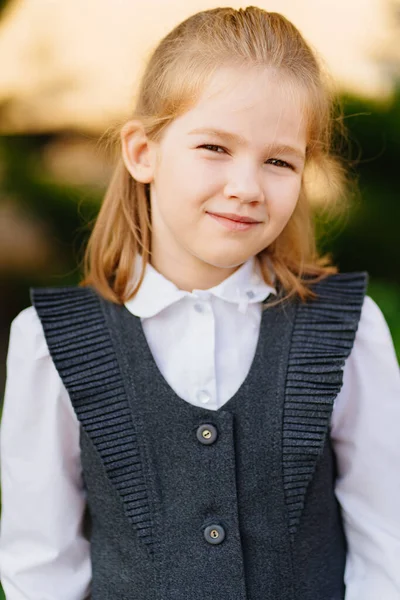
[0,0,399,593]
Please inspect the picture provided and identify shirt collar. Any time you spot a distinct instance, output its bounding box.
[124,254,277,318]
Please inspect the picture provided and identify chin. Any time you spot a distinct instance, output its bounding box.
[199,251,252,270]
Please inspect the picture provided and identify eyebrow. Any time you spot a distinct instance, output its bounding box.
[188,127,306,161]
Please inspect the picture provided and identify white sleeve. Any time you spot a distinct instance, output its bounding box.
[0,306,92,600]
[331,295,400,600]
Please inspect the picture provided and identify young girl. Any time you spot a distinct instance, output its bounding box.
[1,6,399,600]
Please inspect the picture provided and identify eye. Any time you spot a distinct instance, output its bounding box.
[198,145,295,170]
[198,144,226,153]
[266,158,294,170]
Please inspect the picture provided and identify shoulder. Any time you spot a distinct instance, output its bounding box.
[299,271,369,325]
[341,294,399,388]
[312,271,368,294]
[30,284,101,323]
[8,305,49,361]
[8,284,97,362]
[336,293,399,420]
[356,295,397,349]
[30,284,94,305]
[302,271,369,313]
[11,304,40,330]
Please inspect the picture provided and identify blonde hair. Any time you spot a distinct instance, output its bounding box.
[82,6,350,303]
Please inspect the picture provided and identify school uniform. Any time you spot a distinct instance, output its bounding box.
[0,256,399,599]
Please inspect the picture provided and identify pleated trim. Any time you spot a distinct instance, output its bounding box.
[283,272,368,537]
[31,286,155,558]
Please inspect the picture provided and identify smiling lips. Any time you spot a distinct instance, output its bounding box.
[207,211,262,232]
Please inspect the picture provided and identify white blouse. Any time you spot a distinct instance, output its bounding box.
[1,256,400,600]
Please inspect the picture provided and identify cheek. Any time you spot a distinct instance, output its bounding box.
[152,174,199,231]
[156,159,216,216]
[267,177,301,223]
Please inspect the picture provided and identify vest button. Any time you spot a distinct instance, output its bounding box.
[196,423,218,445]
[204,524,225,545]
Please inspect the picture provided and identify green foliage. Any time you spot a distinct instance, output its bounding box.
[326,84,400,285]
[314,84,400,358]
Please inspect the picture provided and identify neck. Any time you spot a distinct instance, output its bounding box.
[149,252,241,292]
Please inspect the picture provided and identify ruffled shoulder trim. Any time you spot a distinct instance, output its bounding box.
[283,272,368,536]
[31,286,155,558]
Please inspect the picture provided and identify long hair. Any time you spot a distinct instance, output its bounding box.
[82,6,350,303]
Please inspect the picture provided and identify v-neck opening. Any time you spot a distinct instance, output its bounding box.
[120,296,281,415]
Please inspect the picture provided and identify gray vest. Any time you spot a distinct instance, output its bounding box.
[32,271,367,600]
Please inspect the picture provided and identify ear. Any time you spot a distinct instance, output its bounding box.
[121,120,155,184]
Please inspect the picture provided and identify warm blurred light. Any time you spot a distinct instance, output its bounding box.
[41,136,114,187]
[0,0,398,134]
[0,199,52,273]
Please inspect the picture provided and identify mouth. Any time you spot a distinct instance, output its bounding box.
[206,211,262,232]
[207,211,261,224]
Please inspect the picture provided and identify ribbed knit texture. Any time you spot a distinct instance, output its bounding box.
[32,272,367,546]
[31,270,367,599]
[31,287,155,558]
[282,272,368,536]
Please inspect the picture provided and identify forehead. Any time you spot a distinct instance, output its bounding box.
[168,66,308,145]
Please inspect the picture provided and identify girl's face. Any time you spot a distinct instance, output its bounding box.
[143,67,307,286]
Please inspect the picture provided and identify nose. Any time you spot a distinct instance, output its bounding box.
[224,166,264,204]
